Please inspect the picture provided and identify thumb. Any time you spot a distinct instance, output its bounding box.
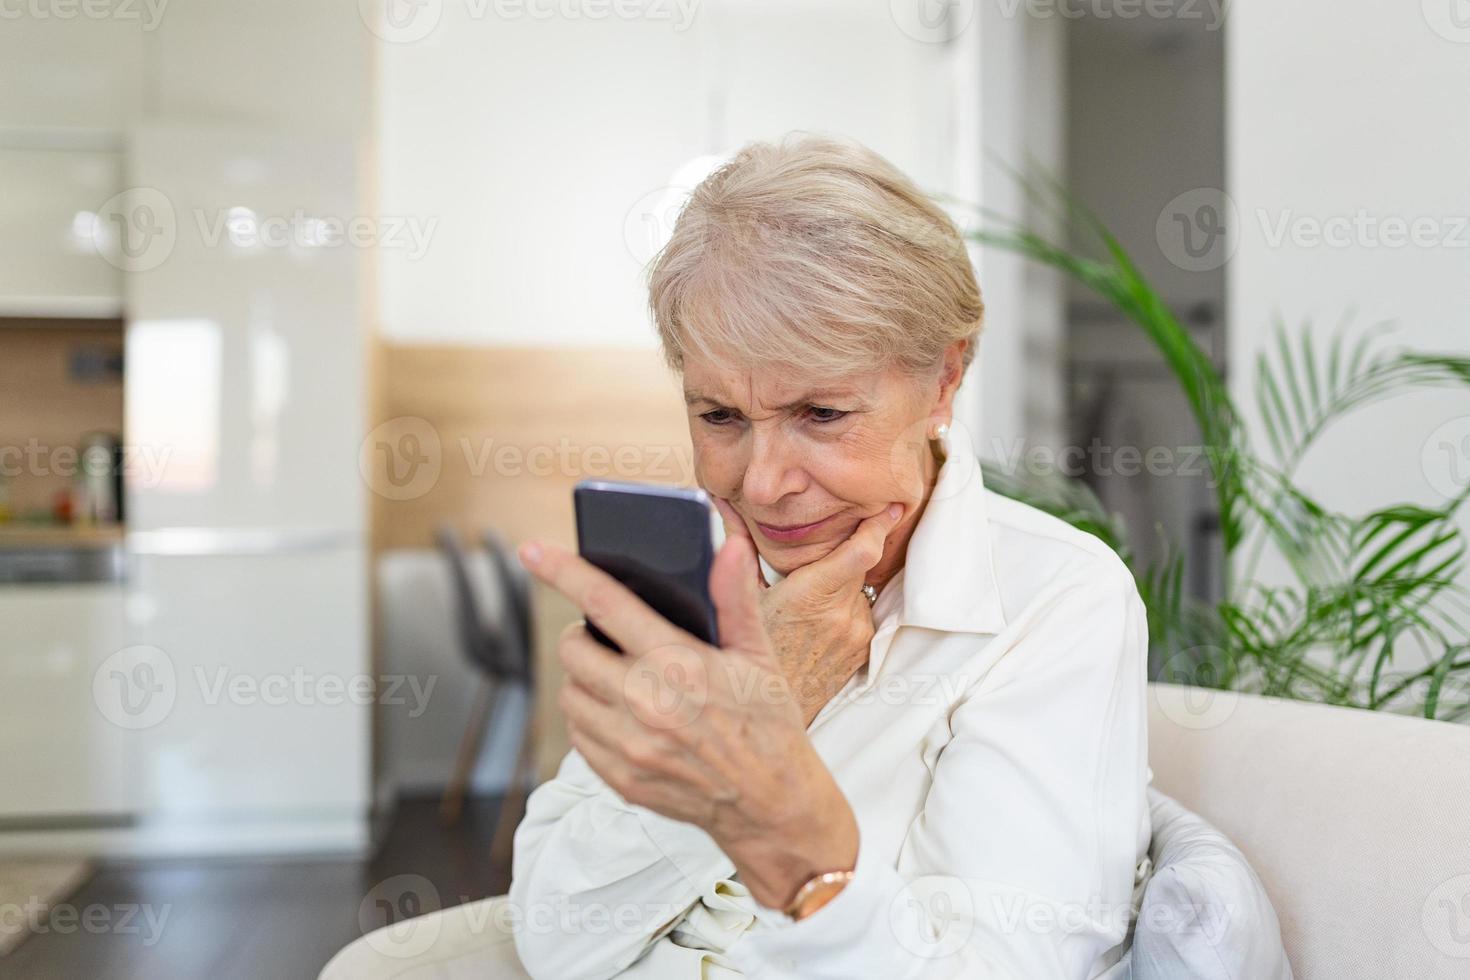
[709,533,768,654]
[712,496,768,588]
[711,495,750,541]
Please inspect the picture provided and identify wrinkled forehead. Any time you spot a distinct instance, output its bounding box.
[679,349,879,411]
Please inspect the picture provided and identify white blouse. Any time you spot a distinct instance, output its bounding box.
[509,425,1153,979]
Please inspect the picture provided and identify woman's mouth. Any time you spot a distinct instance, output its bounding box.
[753,513,837,543]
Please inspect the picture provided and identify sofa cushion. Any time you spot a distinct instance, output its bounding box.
[1122,786,1293,980]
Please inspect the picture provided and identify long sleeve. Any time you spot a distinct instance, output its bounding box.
[508,745,738,979]
[726,561,1151,980]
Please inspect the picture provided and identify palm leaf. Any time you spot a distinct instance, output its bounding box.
[1255,320,1470,474]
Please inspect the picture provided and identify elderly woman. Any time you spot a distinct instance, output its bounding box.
[510,134,1151,979]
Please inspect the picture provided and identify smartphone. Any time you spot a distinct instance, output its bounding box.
[573,479,721,652]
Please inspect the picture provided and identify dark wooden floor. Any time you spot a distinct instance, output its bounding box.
[4,794,512,980]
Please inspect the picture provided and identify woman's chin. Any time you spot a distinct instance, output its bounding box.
[758,536,842,575]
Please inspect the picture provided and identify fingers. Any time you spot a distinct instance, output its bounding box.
[559,673,627,738]
[709,533,769,654]
[557,620,627,705]
[567,718,633,795]
[519,540,688,654]
[804,502,905,592]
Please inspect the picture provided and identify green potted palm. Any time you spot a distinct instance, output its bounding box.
[967,187,1470,722]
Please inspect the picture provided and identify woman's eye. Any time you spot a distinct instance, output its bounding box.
[808,406,849,424]
[700,409,736,426]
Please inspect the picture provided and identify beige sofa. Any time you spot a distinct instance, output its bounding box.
[320,683,1470,979]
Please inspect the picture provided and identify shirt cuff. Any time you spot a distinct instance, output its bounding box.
[725,827,917,979]
[634,806,737,886]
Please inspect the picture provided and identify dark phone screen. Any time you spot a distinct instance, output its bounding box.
[573,481,720,652]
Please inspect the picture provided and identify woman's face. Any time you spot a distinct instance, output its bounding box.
[682,343,964,577]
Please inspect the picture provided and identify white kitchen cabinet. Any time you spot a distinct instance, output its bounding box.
[0,584,136,819]
[122,550,369,831]
[0,148,123,317]
[0,12,144,132]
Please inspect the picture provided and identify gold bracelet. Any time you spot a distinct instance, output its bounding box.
[783,869,855,920]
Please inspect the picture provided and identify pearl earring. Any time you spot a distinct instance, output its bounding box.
[930,422,949,442]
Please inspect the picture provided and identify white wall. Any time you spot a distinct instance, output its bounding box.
[377,0,965,349]
[1228,1,1470,654]
[970,5,1069,451]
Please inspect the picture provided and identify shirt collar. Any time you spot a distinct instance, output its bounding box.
[896,422,1009,636]
[751,422,1008,638]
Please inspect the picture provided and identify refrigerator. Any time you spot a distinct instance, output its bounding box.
[118,123,371,855]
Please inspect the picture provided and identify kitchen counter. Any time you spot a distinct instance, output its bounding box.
[0,525,125,549]
[0,527,125,583]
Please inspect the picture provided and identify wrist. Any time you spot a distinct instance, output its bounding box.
[724,774,858,911]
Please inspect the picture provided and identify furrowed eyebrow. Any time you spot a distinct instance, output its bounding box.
[684,389,865,410]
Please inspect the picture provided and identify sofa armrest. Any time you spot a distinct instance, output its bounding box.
[318,893,530,980]
[1147,682,1470,979]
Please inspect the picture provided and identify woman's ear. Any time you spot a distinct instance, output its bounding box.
[931,338,968,419]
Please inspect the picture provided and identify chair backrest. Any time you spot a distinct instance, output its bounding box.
[482,528,534,683]
[436,524,528,680]
[1147,682,1470,980]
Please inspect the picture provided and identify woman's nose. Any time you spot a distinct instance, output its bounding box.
[740,430,805,506]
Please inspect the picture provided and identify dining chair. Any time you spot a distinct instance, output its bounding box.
[435,524,537,867]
